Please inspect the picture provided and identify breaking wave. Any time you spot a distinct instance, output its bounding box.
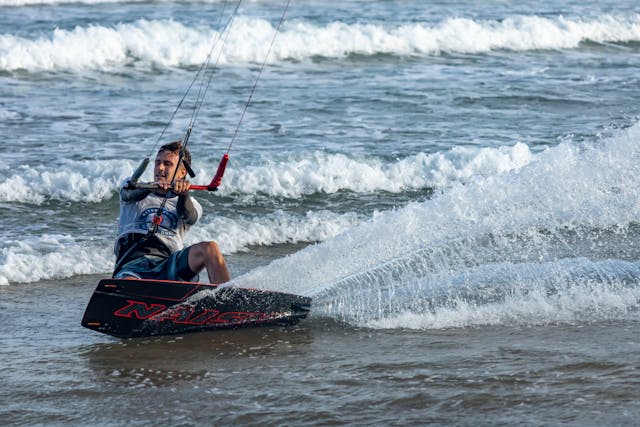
[0,143,532,204]
[2,14,640,72]
[0,234,114,285]
[0,159,134,205]
[0,142,534,284]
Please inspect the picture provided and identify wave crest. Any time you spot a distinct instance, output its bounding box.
[2,14,640,72]
[0,144,532,204]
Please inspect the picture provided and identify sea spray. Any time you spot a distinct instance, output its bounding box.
[236,123,640,325]
[314,237,640,326]
[360,259,640,329]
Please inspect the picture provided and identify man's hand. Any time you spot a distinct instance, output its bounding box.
[172,179,190,196]
[154,179,190,195]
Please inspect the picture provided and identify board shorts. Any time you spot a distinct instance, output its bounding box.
[114,247,199,282]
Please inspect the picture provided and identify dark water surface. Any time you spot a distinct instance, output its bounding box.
[2,276,638,426]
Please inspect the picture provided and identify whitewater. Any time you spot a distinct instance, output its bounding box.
[0,142,533,283]
[2,14,640,71]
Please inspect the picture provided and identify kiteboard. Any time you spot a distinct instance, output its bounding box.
[81,278,311,339]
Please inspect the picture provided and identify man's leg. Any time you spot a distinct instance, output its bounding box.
[188,241,230,284]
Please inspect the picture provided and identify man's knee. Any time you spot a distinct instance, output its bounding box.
[192,241,224,262]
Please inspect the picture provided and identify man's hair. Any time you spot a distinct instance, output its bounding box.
[158,140,191,166]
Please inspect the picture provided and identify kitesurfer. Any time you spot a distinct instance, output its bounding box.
[113,141,231,284]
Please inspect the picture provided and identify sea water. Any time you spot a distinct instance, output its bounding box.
[1,0,639,424]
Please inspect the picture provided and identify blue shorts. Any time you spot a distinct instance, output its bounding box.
[114,247,199,282]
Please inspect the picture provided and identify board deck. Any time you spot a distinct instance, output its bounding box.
[81,278,311,338]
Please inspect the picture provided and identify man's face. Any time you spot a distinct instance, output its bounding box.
[154,150,185,184]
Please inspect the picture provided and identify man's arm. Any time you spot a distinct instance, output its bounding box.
[177,195,200,225]
[120,180,151,203]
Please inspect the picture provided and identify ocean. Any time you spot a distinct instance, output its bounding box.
[1,0,639,424]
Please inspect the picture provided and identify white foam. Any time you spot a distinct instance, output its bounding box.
[360,258,640,329]
[0,0,179,4]
[363,279,639,329]
[324,258,640,328]
[187,210,363,254]
[235,122,640,325]
[0,234,113,285]
[0,106,20,120]
[222,144,532,198]
[0,144,532,204]
[0,159,135,204]
[0,0,230,4]
[2,14,640,72]
[0,209,363,285]
[0,20,210,72]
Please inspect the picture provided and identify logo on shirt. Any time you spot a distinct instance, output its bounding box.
[137,208,178,236]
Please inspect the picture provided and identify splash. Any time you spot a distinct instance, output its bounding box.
[237,123,640,327]
[361,260,640,329]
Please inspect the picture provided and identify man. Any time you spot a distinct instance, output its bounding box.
[113,141,230,284]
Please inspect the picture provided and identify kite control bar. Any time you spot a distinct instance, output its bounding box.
[132,154,229,192]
